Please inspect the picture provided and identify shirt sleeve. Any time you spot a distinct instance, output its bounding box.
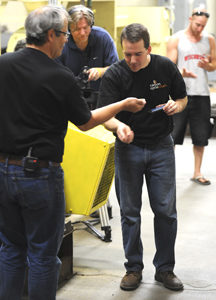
[168,59,187,100]
[101,32,119,66]
[97,66,122,108]
[65,78,92,126]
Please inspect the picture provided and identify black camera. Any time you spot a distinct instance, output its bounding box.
[77,66,98,109]
[77,66,89,90]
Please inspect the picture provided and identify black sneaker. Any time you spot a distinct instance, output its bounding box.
[120,271,142,291]
[155,271,183,291]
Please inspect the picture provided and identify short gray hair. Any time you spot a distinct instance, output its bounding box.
[25,5,70,46]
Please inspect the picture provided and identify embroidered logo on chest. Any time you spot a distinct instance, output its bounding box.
[150,80,167,91]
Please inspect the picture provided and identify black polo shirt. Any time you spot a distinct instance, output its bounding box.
[0,47,91,162]
[98,55,187,146]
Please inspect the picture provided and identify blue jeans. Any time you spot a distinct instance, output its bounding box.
[115,135,177,273]
[0,162,65,300]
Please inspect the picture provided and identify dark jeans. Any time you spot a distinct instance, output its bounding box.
[0,162,65,300]
[115,135,177,273]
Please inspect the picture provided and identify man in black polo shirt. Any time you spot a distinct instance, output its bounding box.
[0,7,145,300]
[98,23,187,292]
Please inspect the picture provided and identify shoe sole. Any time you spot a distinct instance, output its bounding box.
[120,285,139,291]
[120,282,141,291]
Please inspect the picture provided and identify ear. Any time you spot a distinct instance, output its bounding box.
[147,46,152,54]
[47,29,55,42]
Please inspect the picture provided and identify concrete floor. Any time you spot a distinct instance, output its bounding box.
[56,136,216,300]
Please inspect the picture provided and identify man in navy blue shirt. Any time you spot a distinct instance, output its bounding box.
[57,4,118,93]
[57,5,119,219]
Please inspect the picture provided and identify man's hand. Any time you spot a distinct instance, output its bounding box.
[182,67,197,78]
[87,68,101,81]
[116,123,134,144]
[122,97,146,113]
[163,100,178,116]
[162,97,188,116]
[87,67,109,81]
[197,55,210,70]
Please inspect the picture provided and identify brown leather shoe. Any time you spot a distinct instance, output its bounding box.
[120,271,142,291]
[155,271,183,291]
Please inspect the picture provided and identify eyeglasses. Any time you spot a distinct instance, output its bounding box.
[192,11,210,18]
[55,30,70,38]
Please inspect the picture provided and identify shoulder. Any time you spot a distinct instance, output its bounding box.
[151,54,174,66]
[99,60,132,100]
[91,26,110,35]
[102,60,133,92]
[169,30,186,43]
[150,54,180,76]
[62,37,77,52]
[52,59,76,81]
[91,26,113,40]
[200,31,215,51]
[173,30,185,37]
[104,60,128,77]
[167,31,184,47]
[207,33,216,45]
[0,51,19,63]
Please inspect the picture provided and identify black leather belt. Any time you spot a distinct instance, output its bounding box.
[0,154,60,168]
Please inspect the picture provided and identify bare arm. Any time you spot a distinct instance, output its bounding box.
[198,34,216,72]
[166,36,179,64]
[167,35,197,78]
[78,98,146,131]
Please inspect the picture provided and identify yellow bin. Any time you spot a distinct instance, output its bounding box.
[61,123,115,215]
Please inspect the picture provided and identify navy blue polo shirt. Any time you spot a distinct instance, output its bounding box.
[56,26,118,91]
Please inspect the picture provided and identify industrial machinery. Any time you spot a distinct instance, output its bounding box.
[116,6,171,59]
[2,1,171,58]
[61,123,115,242]
[62,124,115,216]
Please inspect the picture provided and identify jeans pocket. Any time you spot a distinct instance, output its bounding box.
[16,175,50,210]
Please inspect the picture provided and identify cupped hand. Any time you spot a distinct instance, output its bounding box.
[116,123,134,144]
[87,68,101,81]
[182,67,197,78]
